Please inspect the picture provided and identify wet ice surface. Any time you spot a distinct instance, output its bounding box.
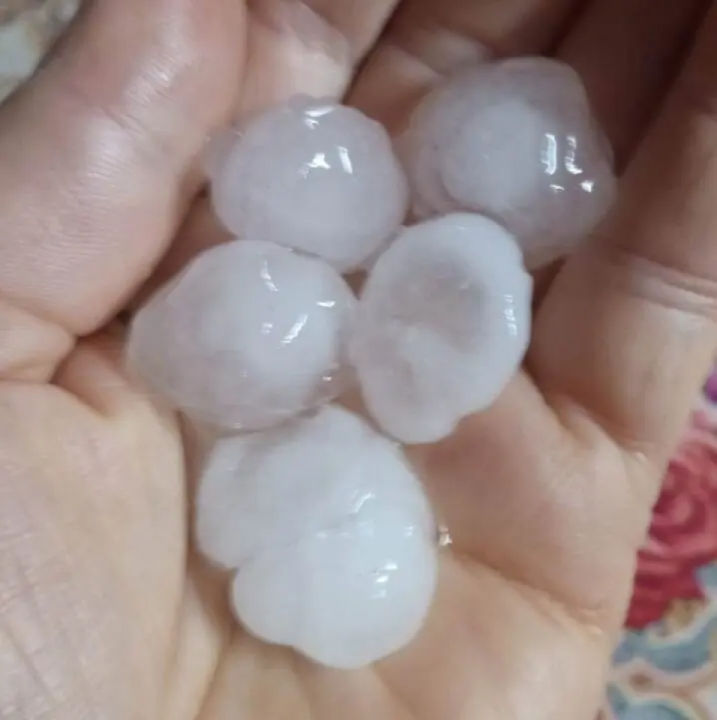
[400,57,616,267]
[196,405,438,669]
[210,96,409,273]
[128,59,618,669]
[351,214,533,445]
[126,240,356,432]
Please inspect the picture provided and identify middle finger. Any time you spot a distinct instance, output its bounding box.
[556,0,709,168]
[349,0,581,132]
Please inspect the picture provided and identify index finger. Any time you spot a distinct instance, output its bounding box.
[0,0,244,378]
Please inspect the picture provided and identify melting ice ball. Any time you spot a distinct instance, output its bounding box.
[400,57,616,268]
[350,214,532,445]
[196,405,438,669]
[126,240,356,432]
[210,96,409,273]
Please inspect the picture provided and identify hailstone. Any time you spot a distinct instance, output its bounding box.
[126,240,356,432]
[350,213,532,445]
[210,95,409,273]
[400,57,616,267]
[196,405,438,669]
[124,54,624,671]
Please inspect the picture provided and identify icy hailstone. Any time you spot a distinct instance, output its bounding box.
[210,96,409,273]
[196,405,438,669]
[126,241,356,432]
[350,214,532,445]
[400,57,616,268]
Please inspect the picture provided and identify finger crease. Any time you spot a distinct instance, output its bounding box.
[595,245,717,322]
[48,66,178,171]
[383,15,495,79]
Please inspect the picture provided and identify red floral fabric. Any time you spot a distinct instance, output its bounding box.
[606,393,717,719]
[627,412,717,630]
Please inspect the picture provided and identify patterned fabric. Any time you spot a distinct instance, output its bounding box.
[2,2,717,716]
[604,376,717,718]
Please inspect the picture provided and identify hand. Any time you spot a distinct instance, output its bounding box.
[1,1,715,718]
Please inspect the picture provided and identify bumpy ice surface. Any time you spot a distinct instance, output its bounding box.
[126,241,356,432]
[350,213,533,445]
[127,75,582,667]
[196,405,438,669]
[211,96,409,273]
[400,57,616,267]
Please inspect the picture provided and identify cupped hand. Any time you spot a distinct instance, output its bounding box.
[1,1,715,719]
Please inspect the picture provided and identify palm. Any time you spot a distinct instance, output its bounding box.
[1,1,715,719]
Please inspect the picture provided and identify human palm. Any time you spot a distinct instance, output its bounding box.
[2,1,716,718]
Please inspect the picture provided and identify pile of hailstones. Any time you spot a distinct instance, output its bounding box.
[127,57,616,669]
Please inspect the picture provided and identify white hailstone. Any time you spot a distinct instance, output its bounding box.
[350,214,532,445]
[210,95,409,273]
[400,57,616,268]
[397,67,478,219]
[126,241,356,432]
[196,405,438,669]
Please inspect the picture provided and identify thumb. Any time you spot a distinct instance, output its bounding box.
[0,0,244,380]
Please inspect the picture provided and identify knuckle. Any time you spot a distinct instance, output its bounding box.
[598,244,717,322]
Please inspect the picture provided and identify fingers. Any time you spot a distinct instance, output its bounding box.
[240,0,352,115]
[350,0,580,131]
[533,3,717,459]
[301,0,400,58]
[377,0,717,621]
[0,0,244,380]
[528,0,708,315]
[556,0,709,166]
[239,0,399,115]
[147,0,402,301]
[131,196,232,309]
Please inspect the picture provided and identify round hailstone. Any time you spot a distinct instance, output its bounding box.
[210,96,409,273]
[350,214,532,445]
[397,66,479,219]
[400,57,616,268]
[196,404,434,569]
[126,241,356,433]
[195,405,438,669]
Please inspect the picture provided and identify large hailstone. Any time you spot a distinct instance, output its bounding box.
[210,96,409,273]
[400,57,616,268]
[196,405,438,669]
[126,241,356,432]
[350,214,532,445]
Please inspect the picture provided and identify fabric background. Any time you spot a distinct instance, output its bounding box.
[601,374,717,719]
[3,3,717,717]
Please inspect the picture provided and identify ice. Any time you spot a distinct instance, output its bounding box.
[400,58,616,267]
[202,128,241,180]
[126,241,356,432]
[195,404,434,568]
[210,96,409,273]
[397,66,479,219]
[195,405,438,669]
[231,506,437,669]
[350,214,533,445]
[140,69,618,667]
